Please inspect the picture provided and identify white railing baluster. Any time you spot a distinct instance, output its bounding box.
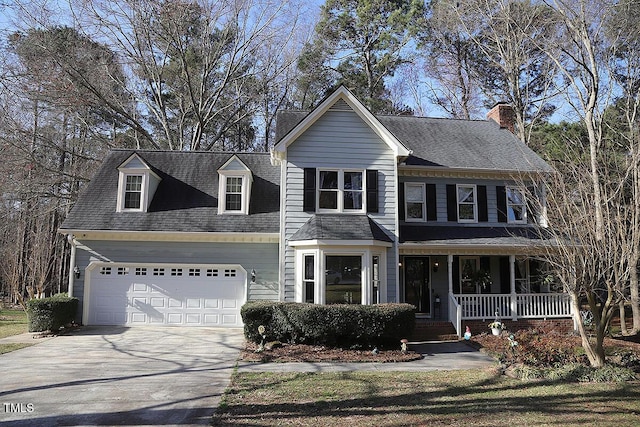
[453,293,571,320]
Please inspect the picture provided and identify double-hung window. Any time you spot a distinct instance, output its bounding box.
[457,184,477,222]
[124,175,143,210]
[405,183,425,221]
[225,176,243,211]
[506,186,526,223]
[318,170,364,212]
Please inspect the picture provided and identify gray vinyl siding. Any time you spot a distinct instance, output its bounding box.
[399,176,532,227]
[283,108,399,302]
[72,240,279,318]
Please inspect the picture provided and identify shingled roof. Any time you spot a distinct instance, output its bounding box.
[290,214,393,243]
[60,150,280,233]
[275,111,552,173]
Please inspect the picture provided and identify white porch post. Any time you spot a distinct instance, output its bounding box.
[509,255,517,320]
[447,254,454,295]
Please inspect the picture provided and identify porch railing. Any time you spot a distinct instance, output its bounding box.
[454,293,571,321]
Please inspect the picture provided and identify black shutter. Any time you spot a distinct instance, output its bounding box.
[366,170,378,213]
[398,182,405,220]
[426,184,437,221]
[496,186,507,223]
[303,168,316,212]
[453,256,460,294]
[446,184,457,222]
[478,185,488,222]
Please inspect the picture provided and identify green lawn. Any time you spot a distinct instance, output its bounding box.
[0,308,32,354]
[212,370,640,426]
[0,308,29,338]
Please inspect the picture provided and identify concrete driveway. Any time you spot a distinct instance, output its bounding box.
[0,326,244,426]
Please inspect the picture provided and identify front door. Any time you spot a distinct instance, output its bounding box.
[404,257,431,315]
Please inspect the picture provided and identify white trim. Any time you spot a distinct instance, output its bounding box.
[293,246,386,305]
[271,86,411,162]
[289,239,393,248]
[317,169,366,213]
[218,156,253,215]
[506,186,527,224]
[116,154,161,213]
[83,261,248,326]
[456,184,478,223]
[404,182,426,222]
[60,229,279,243]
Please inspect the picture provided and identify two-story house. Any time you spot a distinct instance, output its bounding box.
[60,86,572,335]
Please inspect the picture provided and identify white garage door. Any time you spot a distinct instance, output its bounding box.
[86,263,246,327]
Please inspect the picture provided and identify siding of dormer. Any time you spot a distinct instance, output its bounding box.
[399,176,537,226]
[122,156,146,169]
[221,158,249,171]
[283,108,398,302]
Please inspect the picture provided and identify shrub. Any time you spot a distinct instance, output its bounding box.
[26,294,78,332]
[241,302,415,348]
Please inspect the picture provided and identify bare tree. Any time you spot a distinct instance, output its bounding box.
[455,0,558,143]
[606,0,640,334]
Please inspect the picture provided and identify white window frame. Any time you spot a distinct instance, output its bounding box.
[123,174,144,211]
[303,254,315,304]
[117,172,151,212]
[456,184,477,223]
[116,155,160,213]
[295,247,386,305]
[404,182,426,222]
[317,169,365,213]
[506,186,527,224]
[218,172,252,215]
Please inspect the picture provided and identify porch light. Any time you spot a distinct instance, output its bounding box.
[251,269,256,282]
[433,261,439,272]
[73,266,81,279]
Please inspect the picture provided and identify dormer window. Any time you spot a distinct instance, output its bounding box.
[225,176,244,211]
[124,175,143,209]
[116,154,161,213]
[218,155,253,215]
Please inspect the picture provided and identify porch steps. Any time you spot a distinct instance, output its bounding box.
[409,320,459,342]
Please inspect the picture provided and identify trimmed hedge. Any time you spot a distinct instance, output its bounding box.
[26,294,79,332]
[241,302,416,348]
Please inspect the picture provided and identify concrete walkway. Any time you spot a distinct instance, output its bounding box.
[236,341,496,373]
[0,326,244,426]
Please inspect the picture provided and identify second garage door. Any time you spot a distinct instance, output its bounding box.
[85,263,246,327]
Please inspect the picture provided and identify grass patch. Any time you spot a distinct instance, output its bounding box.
[212,370,640,426]
[0,308,28,339]
[0,343,34,354]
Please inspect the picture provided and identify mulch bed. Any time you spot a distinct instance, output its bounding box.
[240,341,424,363]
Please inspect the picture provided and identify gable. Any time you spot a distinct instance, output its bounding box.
[271,86,411,162]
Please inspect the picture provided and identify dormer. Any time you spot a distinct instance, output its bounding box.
[217,155,253,215]
[115,154,161,213]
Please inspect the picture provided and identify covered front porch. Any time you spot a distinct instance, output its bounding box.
[399,252,573,337]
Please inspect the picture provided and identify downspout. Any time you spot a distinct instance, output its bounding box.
[67,234,77,298]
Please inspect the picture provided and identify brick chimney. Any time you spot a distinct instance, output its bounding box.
[486,103,515,134]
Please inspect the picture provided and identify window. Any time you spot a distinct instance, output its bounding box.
[124,175,143,210]
[318,170,364,212]
[460,257,479,293]
[135,268,147,276]
[188,268,201,277]
[116,155,161,213]
[515,258,530,293]
[171,268,183,276]
[506,187,527,223]
[117,267,129,275]
[225,177,243,211]
[405,183,425,221]
[206,269,219,277]
[303,255,315,303]
[217,156,253,215]
[325,255,362,304]
[153,268,165,276]
[371,255,380,305]
[457,185,477,222]
[224,269,236,277]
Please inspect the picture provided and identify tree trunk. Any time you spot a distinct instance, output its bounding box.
[619,300,628,336]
